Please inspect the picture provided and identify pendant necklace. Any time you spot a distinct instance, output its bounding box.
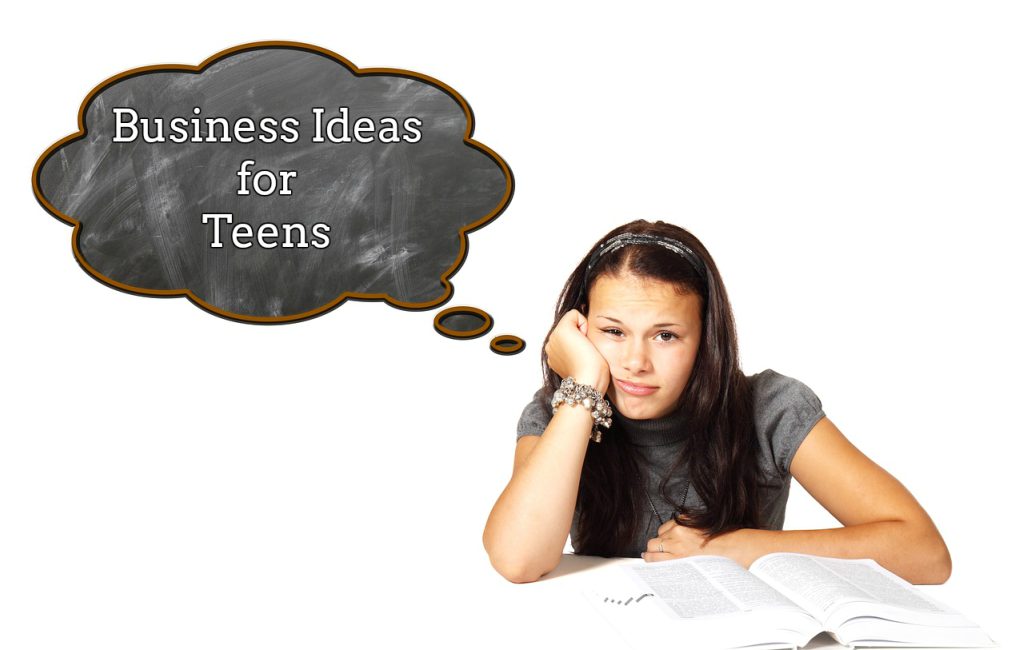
[639,467,690,527]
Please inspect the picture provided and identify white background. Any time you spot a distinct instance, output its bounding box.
[3,2,1021,648]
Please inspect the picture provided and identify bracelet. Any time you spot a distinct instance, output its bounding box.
[550,376,613,443]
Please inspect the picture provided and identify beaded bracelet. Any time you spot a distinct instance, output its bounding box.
[550,376,613,443]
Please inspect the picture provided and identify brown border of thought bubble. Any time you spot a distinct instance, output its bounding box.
[433,306,494,340]
[31,40,514,325]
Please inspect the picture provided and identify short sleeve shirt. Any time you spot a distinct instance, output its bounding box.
[515,369,826,556]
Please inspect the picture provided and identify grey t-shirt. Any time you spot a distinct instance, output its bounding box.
[515,369,826,557]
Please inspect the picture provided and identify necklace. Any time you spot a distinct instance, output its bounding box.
[638,467,690,527]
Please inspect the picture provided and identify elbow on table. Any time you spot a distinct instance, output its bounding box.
[482,526,560,583]
[487,550,560,584]
[907,529,952,585]
[491,559,548,584]
[482,541,557,584]
[922,538,953,585]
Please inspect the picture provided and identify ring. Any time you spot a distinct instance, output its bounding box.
[658,542,664,553]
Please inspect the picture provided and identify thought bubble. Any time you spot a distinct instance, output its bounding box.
[431,307,526,355]
[489,335,525,356]
[433,306,493,339]
[33,42,512,323]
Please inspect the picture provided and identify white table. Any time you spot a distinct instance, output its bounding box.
[469,554,998,650]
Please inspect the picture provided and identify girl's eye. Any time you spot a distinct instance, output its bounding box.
[602,328,623,336]
[656,332,678,342]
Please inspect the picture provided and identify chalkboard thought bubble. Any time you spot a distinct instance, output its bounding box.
[33,42,513,323]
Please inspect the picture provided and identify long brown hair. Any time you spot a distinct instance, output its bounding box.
[540,220,761,556]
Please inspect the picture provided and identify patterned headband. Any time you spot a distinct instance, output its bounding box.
[576,233,710,307]
[584,232,709,283]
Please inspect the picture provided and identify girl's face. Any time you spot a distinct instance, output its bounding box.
[586,272,703,420]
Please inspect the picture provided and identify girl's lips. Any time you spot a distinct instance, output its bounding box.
[615,378,657,396]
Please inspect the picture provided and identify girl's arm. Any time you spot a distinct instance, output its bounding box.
[483,310,610,583]
[645,417,953,584]
[482,405,594,583]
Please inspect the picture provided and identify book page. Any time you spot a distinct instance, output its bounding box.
[583,557,823,650]
[627,555,800,619]
[812,557,948,612]
[750,553,949,621]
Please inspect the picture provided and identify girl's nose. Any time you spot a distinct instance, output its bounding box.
[621,338,652,375]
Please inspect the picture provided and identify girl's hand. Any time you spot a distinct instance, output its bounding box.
[642,519,754,567]
[544,309,610,394]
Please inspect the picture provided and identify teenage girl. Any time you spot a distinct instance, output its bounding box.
[483,220,950,585]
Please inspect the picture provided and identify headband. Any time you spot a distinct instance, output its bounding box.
[578,233,709,305]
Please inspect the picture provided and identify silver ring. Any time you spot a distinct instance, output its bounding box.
[658,542,664,553]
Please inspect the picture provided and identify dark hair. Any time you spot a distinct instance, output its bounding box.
[540,219,762,556]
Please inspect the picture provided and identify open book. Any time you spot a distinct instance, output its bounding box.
[583,553,993,649]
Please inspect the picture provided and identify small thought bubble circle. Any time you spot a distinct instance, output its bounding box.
[33,41,513,323]
[433,306,493,340]
[489,335,525,356]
